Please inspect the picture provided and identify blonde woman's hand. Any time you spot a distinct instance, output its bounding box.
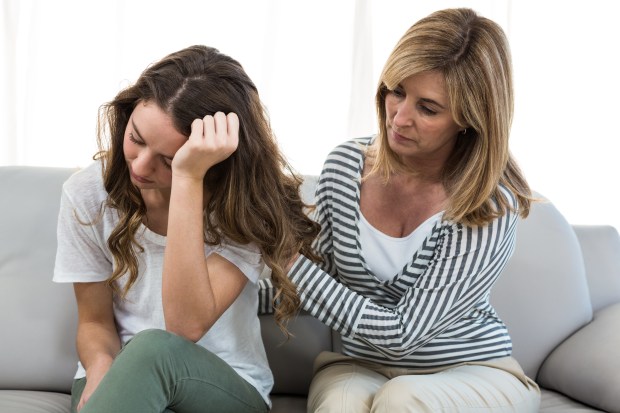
[285,253,300,274]
[172,112,239,181]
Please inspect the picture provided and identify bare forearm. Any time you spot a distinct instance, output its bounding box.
[163,112,240,340]
[76,321,121,376]
[162,176,216,340]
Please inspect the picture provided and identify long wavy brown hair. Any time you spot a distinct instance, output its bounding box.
[95,45,319,333]
[371,8,533,225]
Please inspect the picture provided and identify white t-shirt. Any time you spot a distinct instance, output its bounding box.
[359,211,443,281]
[53,161,273,405]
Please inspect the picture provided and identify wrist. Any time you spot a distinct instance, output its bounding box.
[85,355,114,375]
[171,172,205,185]
[286,253,301,273]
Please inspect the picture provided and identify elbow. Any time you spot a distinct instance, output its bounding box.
[362,338,421,361]
[163,301,217,342]
[381,349,414,361]
[377,346,418,361]
[164,318,211,343]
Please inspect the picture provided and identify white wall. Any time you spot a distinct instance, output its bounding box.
[1,0,618,231]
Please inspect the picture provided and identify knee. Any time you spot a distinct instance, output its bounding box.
[373,376,435,413]
[309,364,383,412]
[127,328,176,347]
[121,329,190,362]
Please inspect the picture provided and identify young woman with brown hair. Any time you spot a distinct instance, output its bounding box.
[54,45,318,413]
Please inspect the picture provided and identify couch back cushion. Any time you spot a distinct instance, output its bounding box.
[572,225,620,312]
[490,195,593,380]
[0,166,79,392]
[260,313,332,395]
[259,175,334,395]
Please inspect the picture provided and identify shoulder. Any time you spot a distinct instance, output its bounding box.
[63,161,105,194]
[320,136,372,182]
[442,184,519,242]
[495,184,520,220]
[215,238,264,284]
[61,160,108,217]
[324,137,372,167]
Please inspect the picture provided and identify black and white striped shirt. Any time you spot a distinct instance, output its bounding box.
[260,137,518,368]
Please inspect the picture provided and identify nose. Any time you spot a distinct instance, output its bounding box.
[131,149,155,176]
[392,99,415,129]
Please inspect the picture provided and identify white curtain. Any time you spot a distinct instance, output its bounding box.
[2,0,618,231]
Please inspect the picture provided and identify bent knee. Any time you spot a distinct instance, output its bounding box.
[373,376,437,412]
[121,329,191,361]
[373,372,539,413]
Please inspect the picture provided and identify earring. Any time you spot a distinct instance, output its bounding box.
[461,129,467,135]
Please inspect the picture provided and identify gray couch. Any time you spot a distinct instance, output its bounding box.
[1,166,619,413]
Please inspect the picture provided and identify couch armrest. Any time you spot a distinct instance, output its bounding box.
[573,225,620,312]
[537,302,620,413]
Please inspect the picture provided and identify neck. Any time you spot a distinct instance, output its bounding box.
[141,188,171,211]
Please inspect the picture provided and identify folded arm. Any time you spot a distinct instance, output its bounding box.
[291,209,518,359]
[162,112,247,342]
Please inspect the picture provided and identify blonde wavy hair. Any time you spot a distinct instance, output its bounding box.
[371,8,532,225]
[95,45,320,334]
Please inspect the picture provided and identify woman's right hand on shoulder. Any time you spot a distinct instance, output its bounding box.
[286,253,300,274]
[172,112,239,181]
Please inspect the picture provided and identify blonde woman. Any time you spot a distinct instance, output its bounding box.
[54,45,318,413]
[261,8,540,412]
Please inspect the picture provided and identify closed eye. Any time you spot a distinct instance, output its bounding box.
[418,105,437,116]
[128,132,144,145]
[418,97,445,115]
[161,156,172,169]
[390,86,405,98]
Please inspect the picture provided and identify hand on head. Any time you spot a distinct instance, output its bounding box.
[172,111,239,180]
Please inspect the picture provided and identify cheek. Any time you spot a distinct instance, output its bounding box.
[157,169,173,186]
[122,136,136,159]
[440,120,461,139]
[384,97,397,117]
[422,119,457,137]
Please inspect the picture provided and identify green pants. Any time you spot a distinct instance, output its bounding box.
[71,329,268,413]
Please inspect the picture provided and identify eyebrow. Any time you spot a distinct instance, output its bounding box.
[395,83,447,110]
[131,118,144,140]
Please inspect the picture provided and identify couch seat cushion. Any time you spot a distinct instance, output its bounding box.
[0,390,70,413]
[538,302,620,413]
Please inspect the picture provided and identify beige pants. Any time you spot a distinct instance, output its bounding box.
[308,352,540,413]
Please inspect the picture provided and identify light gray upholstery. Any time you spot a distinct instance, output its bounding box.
[573,225,620,312]
[0,167,78,413]
[538,302,620,412]
[490,196,593,380]
[540,389,606,412]
[2,166,619,413]
[261,313,331,395]
[0,390,71,413]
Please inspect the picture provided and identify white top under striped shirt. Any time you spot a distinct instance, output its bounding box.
[259,137,518,368]
[358,211,442,282]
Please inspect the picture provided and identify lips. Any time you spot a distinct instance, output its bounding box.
[390,128,412,143]
[130,169,153,184]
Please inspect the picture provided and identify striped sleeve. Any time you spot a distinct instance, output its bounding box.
[257,277,275,315]
[290,190,519,360]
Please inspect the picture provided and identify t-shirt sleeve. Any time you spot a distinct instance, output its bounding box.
[214,239,265,284]
[257,277,275,315]
[53,183,112,283]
